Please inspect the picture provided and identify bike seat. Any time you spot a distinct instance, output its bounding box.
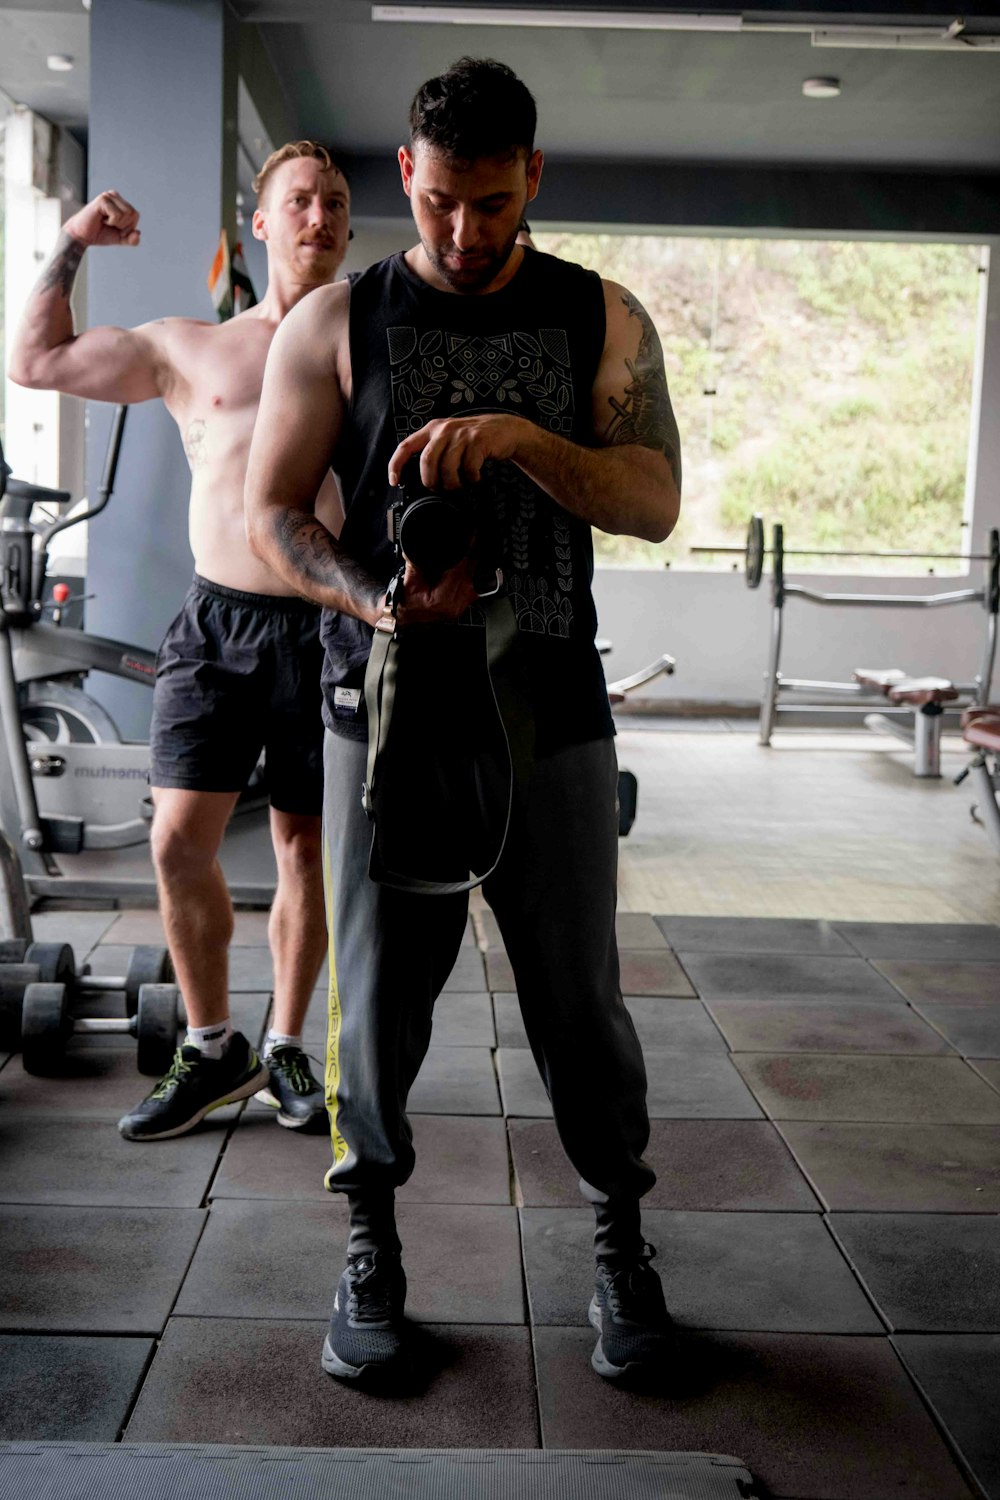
[3,477,72,507]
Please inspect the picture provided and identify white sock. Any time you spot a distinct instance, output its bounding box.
[186,1020,233,1060]
[265,1030,302,1055]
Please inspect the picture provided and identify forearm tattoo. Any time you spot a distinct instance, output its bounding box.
[604,293,682,490]
[270,510,381,615]
[39,232,86,299]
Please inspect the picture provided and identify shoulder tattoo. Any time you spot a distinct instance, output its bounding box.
[39,232,86,300]
[604,293,681,489]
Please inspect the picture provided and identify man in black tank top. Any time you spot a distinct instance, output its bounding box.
[246,58,682,1387]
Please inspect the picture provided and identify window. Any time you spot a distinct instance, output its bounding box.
[534,232,985,574]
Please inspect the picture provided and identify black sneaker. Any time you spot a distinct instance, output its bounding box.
[117,1033,269,1142]
[589,1243,673,1381]
[321,1250,408,1381]
[255,1044,326,1131]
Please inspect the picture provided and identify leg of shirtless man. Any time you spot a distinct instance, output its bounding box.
[9,141,352,1139]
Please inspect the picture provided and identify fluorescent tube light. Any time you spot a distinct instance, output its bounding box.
[372,6,742,30]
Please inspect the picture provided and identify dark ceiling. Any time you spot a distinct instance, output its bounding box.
[1,1,998,187]
[242,0,1000,170]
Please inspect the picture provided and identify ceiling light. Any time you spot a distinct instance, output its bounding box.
[46,54,75,72]
[372,6,742,30]
[802,76,841,99]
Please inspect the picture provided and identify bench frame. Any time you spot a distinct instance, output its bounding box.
[758,523,1000,777]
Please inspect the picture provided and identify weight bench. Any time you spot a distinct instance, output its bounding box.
[855,668,959,778]
[959,707,1000,854]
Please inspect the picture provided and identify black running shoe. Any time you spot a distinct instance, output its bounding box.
[322,1250,408,1381]
[589,1242,673,1381]
[117,1033,269,1142]
[255,1044,326,1131]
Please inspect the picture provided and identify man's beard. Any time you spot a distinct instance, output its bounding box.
[423,227,521,293]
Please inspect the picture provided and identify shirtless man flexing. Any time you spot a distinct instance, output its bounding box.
[10,142,350,1140]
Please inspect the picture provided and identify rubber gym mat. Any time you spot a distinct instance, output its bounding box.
[0,1445,759,1499]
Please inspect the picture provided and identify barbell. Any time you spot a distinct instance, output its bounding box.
[692,516,1000,592]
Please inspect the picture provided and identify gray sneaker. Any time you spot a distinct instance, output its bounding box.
[256,1043,326,1130]
[118,1033,268,1142]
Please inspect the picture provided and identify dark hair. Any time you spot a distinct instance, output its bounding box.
[409,58,536,163]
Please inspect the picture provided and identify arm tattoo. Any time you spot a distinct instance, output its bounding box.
[39,232,86,299]
[271,510,381,614]
[604,293,682,490]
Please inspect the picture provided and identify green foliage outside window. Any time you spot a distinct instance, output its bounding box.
[534,233,982,573]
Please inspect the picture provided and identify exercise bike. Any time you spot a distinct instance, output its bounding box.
[0,407,265,901]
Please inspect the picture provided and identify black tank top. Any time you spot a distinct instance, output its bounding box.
[321,248,615,753]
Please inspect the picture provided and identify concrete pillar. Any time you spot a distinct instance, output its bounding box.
[86,0,237,738]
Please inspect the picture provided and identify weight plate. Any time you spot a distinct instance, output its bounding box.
[746,515,765,590]
[617,769,638,837]
[135,984,181,1076]
[985,530,1000,616]
[0,940,28,965]
[25,942,76,990]
[125,946,175,1018]
[21,981,70,1075]
[0,963,41,1049]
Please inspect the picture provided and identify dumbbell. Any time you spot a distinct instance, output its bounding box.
[21,980,180,1077]
[0,941,175,1045]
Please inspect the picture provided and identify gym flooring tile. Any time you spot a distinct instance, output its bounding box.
[302,991,496,1050]
[104,907,272,947]
[174,1199,524,1327]
[873,960,1000,1005]
[484,947,695,997]
[0,1045,245,1123]
[474,909,668,951]
[492,993,727,1052]
[705,998,953,1054]
[0,1112,224,1208]
[520,1207,880,1334]
[972,1058,1000,1092]
[0,1334,153,1440]
[496,1047,763,1120]
[214,1114,512,1207]
[124,1318,539,1448]
[0,1204,206,1334]
[442,947,488,993]
[508,1119,820,1212]
[834,922,1000,962]
[892,1335,1000,1500]
[912,1003,1000,1057]
[731,1053,1000,1123]
[828,1214,1000,1332]
[653,915,853,956]
[676,952,902,1001]
[29,909,119,955]
[407,1045,501,1115]
[532,1328,976,1500]
[777,1123,1000,1213]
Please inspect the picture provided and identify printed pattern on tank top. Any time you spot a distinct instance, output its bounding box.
[388,326,578,639]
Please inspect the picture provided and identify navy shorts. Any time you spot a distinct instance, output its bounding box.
[149,575,325,815]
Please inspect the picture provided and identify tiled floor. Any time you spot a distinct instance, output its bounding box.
[3,721,1000,1496]
[2,914,998,1498]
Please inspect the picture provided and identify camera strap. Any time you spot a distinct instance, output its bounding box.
[362,591,534,895]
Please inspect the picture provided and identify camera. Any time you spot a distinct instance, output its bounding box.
[389,465,480,583]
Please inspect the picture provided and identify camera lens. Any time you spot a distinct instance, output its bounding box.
[397,495,473,575]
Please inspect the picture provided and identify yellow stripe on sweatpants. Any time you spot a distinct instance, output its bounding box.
[322,832,349,1174]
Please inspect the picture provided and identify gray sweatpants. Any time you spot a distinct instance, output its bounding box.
[320,730,655,1206]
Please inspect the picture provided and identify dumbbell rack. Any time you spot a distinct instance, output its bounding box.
[0,826,180,1076]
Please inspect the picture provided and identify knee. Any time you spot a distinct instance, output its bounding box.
[273,822,323,885]
[150,816,217,884]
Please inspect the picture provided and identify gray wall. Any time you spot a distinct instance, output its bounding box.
[86,0,236,739]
